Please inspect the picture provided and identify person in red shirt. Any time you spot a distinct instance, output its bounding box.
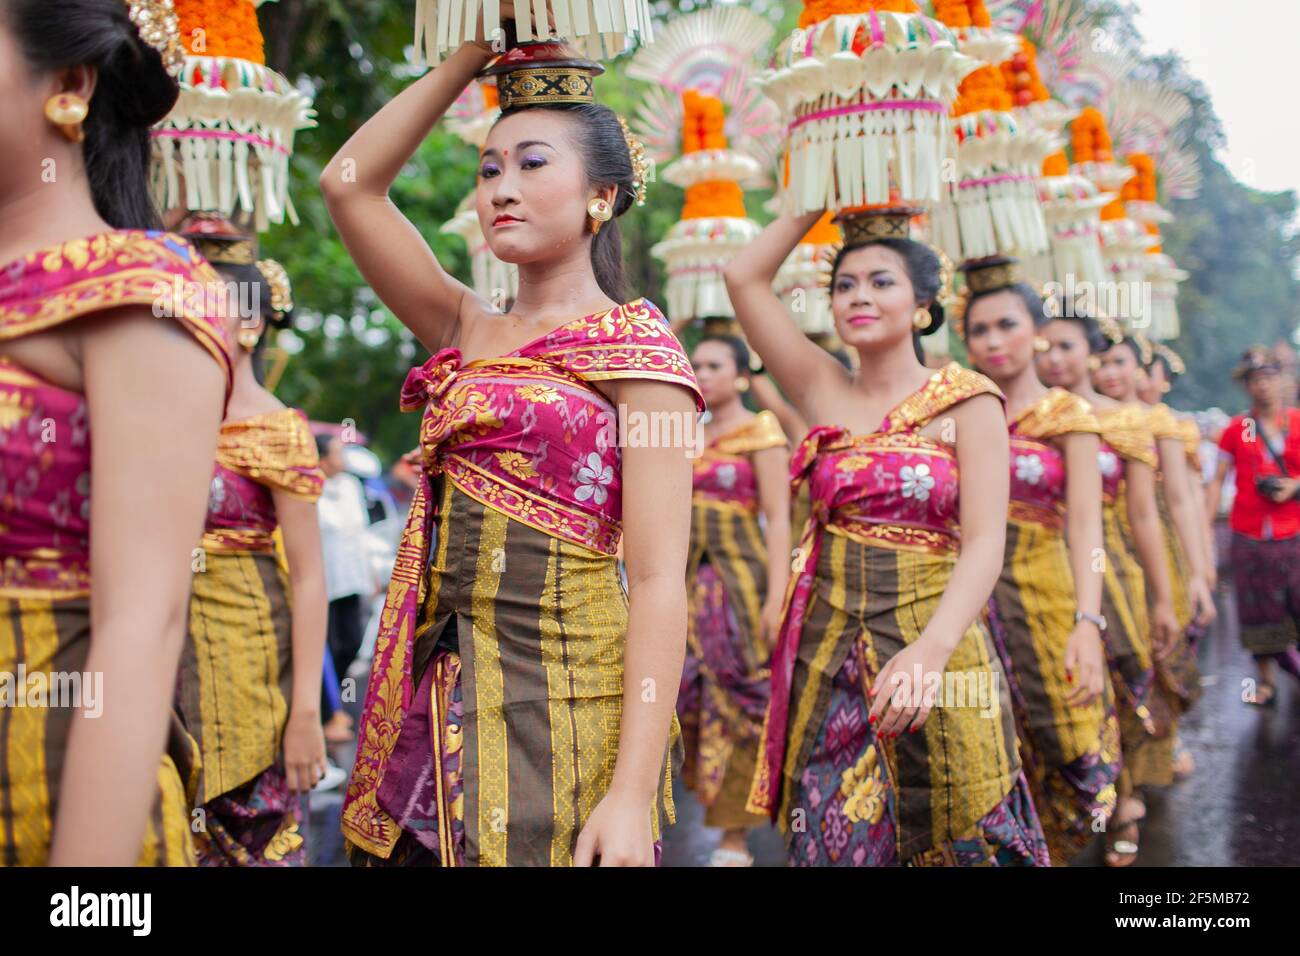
[1206,347,1300,706]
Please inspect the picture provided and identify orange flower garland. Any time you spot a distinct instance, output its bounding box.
[933,0,992,29]
[1123,153,1158,202]
[801,211,843,245]
[1042,151,1070,177]
[679,91,747,220]
[174,0,266,64]
[1070,107,1114,164]
[1002,39,1050,107]
[952,63,1013,115]
[798,0,917,29]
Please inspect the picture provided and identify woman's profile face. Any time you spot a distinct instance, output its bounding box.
[476,110,600,270]
[964,289,1035,381]
[0,20,53,211]
[829,244,919,353]
[1037,319,1090,389]
[691,339,740,410]
[1137,361,1167,403]
[1094,342,1140,400]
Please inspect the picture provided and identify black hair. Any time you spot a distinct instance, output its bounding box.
[5,0,179,230]
[213,261,293,387]
[1043,296,1110,354]
[1111,336,1145,366]
[960,282,1047,340]
[697,334,750,377]
[315,433,336,460]
[494,101,635,304]
[829,238,946,345]
[1146,351,1179,381]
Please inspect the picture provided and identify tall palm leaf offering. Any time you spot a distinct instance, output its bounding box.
[759,0,979,216]
[1106,78,1200,339]
[929,0,1055,277]
[630,6,777,331]
[988,0,1117,290]
[152,0,316,232]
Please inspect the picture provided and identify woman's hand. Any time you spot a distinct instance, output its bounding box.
[1188,574,1217,627]
[867,636,957,739]
[1064,624,1106,708]
[758,595,784,649]
[1150,599,1181,660]
[283,708,327,794]
[573,790,656,867]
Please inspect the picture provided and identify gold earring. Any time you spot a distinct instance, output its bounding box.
[912,307,932,332]
[1034,336,1050,353]
[588,198,612,235]
[735,378,750,393]
[1088,355,1101,372]
[45,93,89,144]
[237,327,262,351]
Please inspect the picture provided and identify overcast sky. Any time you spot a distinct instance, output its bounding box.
[1131,0,1299,213]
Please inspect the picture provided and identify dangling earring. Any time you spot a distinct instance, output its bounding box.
[1034,336,1050,353]
[587,197,612,235]
[912,307,932,332]
[45,93,89,144]
[735,377,750,393]
[1088,355,1102,372]
[237,326,262,352]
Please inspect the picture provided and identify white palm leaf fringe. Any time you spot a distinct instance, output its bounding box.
[441,193,520,303]
[931,110,1057,263]
[151,56,316,233]
[1144,252,1188,340]
[651,218,764,322]
[1036,173,1111,287]
[414,0,654,64]
[758,11,979,214]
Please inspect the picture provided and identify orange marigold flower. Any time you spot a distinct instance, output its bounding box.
[174,0,266,65]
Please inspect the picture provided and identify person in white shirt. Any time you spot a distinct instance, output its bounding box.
[316,434,376,742]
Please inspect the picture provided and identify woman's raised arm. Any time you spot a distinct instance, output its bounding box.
[320,42,497,352]
[724,209,847,416]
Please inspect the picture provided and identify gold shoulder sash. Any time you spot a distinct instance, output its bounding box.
[216,407,325,500]
[1013,388,1101,440]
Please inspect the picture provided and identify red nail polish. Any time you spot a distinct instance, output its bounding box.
[868,715,876,724]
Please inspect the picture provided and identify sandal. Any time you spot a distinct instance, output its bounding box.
[708,847,754,867]
[1104,819,1141,868]
[1246,682,1277,708]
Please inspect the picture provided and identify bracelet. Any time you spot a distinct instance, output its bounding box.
[1075,610,1107,632]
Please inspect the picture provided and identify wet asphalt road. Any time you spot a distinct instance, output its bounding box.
[306,568,1300,867]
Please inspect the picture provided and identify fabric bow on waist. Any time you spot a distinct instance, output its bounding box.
[400,348,470,479]
[400,347,464,412]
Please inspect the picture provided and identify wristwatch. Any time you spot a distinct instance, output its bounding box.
[1075,610,1107,632]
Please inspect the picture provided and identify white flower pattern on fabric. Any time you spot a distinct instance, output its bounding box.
[715,463,737,490]
[574,452,613,506]
[1014,454,1045,486]
[899,462,935,502]
[1098,450,1119,478]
